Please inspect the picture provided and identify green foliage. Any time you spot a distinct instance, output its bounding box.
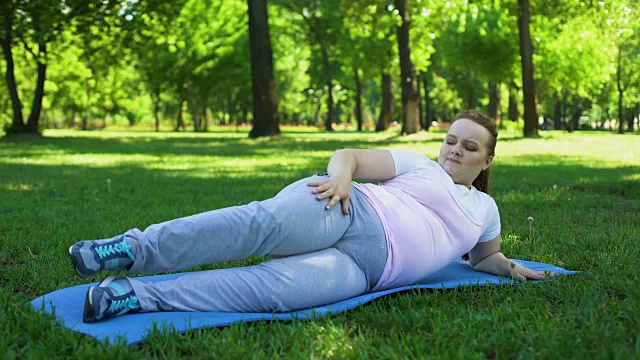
[437,2,519,95]
[534,12,614,98]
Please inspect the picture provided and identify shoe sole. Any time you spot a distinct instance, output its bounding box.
[69,245,99,278]
[83,276,116,323]
[69,245,89,278]
[83,286,96,323]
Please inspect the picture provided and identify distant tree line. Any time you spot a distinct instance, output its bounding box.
[1,0,638,137]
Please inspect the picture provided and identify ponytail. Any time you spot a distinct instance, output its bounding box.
[472,168,490,194]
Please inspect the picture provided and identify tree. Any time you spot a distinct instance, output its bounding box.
[0,0,52,134]
[248,0,280,138]
[0,1,24,133]
[1,0,121,135]
[395,0,420,135]
[274,0,344,131]
[340,1,397,132]
[437,1,519,119]
[607,1,640,134]
[518,0,539,137]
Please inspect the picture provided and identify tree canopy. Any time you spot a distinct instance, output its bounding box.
[1,0,638,137]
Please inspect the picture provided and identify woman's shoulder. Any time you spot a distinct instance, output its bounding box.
[388,149,436,175]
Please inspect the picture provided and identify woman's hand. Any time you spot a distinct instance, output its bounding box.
[308,148,395,215]
[509,261,557,281]
[471,250,557,280]
[307,175,352,215]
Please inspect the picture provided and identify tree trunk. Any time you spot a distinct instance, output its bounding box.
[325,76,334,131]
[81,79,91,130]
[247,0,280,138]
[81,113,88,130]
[571,102,582,131]
[24,43,47,133]
[175,98,186,131]
[376,72,393,132]
[70,109,78,128]
[101,109,109,129]
[423,75,433,130]
[242,94,249,125]
[228,95,235,126]
[152,88,161,132]
[553,94,562,130]
[319,42,334,132]
[187,79,201,132]
[562,94,572,133]
[616,47,624,134]
[417,75,424,128]
[518,0,538,137]
[508,81,519,122]
[353,67,363,131]
[488,82,500,120]
[1,8,25,133]
[313,100,321,126]
[201,96,209,131]
[395,0,420,135]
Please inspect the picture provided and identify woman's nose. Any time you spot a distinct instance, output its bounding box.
[450,145,462,155]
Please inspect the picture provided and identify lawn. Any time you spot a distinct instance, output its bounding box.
[1,127,638,359]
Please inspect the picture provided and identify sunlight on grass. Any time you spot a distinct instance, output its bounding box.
[622,173,640,181]
[1,128,639,358]
[306,323,357,358]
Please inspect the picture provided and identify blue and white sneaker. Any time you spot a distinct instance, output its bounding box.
[69,235,137,277]
[83,276,141,323]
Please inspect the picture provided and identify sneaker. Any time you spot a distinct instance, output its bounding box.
[83,276,141,323]
[69,235,137,277]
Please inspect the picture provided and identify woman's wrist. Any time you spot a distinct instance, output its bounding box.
[473,252,513,277]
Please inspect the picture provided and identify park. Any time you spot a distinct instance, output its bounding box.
[1,0,639,358]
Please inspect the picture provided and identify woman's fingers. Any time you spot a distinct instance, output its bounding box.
[341,197,350,215]
[523,271,543,280]
[326,194,341,210]
[308,182,328,194]
[517,267,557,281]
[307,177,350,214]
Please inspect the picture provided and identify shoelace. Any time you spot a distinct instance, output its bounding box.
[95,237,135,261]
[108,294,140,316]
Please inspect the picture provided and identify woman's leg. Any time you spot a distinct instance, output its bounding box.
[127,175,350,274]
[131,248,367,313]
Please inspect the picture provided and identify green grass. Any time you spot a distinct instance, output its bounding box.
[1,127,639,359]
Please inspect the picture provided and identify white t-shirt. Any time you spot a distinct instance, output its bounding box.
[353,149,501,291]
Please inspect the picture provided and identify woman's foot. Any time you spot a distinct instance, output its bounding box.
[69,235,138,277]
[83,276,141,323]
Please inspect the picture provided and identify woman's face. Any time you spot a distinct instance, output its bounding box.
[437,118,494,188]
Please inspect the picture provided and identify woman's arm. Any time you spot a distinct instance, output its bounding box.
[468,235,554,280]
[308,149,396,214]
[327,148,397,182]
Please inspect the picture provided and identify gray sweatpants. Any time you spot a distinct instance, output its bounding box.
[124,175,388,313]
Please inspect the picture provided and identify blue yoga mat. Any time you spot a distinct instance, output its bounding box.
[30,259,577,345]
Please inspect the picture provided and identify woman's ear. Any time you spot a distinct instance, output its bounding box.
[482,155,494,171]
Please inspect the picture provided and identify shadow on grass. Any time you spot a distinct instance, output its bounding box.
[0,131,450,159]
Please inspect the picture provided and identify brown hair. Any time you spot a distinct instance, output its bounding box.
[451,110,498,262]
[450,110,498,194]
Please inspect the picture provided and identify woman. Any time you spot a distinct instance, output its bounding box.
[69,110,552,323]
